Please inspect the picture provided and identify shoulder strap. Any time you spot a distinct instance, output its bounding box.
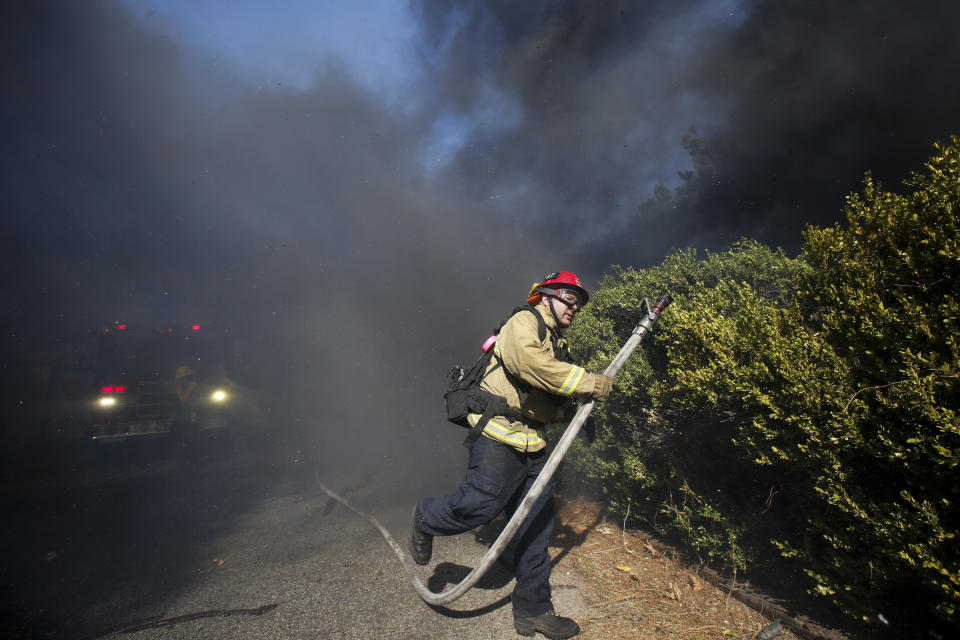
[501,304,546,343]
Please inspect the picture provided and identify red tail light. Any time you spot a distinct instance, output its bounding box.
[102,386,113,393]
[101,386,126,393]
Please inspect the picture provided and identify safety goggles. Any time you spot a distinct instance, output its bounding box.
[552,288,587,309]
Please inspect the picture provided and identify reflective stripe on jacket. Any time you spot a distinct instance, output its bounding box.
[474,304,603,452]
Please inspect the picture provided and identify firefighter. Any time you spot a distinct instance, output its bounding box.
[174,365,198,406]
[173,365,201,448]
[412,271,614,639]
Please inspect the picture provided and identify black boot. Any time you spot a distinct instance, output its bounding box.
[410,505,433,565]
[514,610,580,639]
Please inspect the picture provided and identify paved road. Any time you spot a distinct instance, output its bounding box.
[1,432,587,640]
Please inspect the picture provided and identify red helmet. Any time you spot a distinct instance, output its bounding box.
[527,270,590,306]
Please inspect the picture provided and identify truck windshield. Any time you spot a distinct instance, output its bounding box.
[96,333,228,378]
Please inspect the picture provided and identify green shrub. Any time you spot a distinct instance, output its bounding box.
[568,137,960,636]
[567,241,811,570]
[795,137,960,627]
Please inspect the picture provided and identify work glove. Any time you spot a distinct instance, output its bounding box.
[591,374,614,402]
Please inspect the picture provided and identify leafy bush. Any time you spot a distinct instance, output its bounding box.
[795,137,959,627]
[567,240,812,569]
[567,137,960,636]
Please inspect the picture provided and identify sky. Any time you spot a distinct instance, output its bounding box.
[2,0,960,471]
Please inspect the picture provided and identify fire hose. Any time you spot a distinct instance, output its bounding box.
[317,293,671,606]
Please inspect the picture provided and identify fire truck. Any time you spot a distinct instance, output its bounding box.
[87,322,236,444]
[4,322,238,450]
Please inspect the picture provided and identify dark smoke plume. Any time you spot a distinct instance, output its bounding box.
[411,0,960,270]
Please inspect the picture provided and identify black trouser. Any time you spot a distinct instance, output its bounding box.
[417,436,555,618]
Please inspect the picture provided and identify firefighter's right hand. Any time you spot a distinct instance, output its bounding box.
[591,374,614,402]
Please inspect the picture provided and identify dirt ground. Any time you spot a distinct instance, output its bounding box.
[551,495,834,640]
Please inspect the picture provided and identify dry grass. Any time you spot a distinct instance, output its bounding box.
[551,495,800,640]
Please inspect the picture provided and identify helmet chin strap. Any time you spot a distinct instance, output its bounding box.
[546,296,565,332]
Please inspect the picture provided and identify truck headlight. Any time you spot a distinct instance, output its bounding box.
[98,396,117,407]
[210,389,229,403]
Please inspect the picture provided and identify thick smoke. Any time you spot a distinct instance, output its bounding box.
[411,0,960,270]
[0,1,552,478]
